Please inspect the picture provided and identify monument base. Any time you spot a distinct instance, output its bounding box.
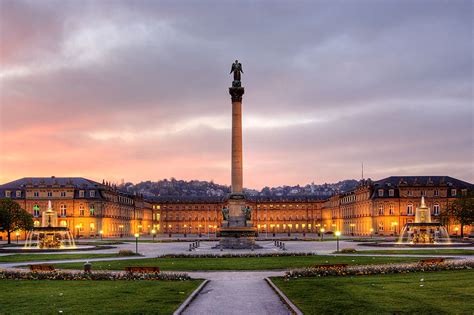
[217,226,259,249]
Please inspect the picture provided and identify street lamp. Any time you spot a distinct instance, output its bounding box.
[151,229,156,242]
[335,231,341,252]
[369,228,374,238]
[119,225,124,238]
[15,231,20,244]
[454,227,459,237]
[320,228,325,241]
[134,233,139,254]
[99,230,103,240]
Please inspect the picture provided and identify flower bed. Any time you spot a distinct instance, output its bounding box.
[285,260,474,279]
[159,252,317,259]
[0,270,190,281]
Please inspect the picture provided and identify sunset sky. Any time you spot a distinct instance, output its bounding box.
[0,0,472,189]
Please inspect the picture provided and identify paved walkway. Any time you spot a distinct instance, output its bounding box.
[182,271,290,315]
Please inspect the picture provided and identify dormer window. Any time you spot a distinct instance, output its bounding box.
[378,189,384,197]
[15,191,21,197]
[389,189,394,197]
[79,190,85,198]
[5,191,11,197]
[89,190,96,198]
[451,189,457,196]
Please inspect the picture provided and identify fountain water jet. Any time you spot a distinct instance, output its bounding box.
[24,201,76,249]
[397,196,450,244]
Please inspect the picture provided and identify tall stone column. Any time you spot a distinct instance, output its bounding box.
[229,86,245,196]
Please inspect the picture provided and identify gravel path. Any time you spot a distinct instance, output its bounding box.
[182,271,290,315]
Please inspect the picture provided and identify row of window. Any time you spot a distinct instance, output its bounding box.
[4,190,96,198]
[32,204,95,217]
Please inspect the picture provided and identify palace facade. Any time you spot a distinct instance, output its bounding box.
[0,176,472,240]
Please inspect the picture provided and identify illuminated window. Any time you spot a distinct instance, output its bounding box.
[90,223,95,231]
[378,205,384,215]
[89,205,95,216]
[60,220,67,227]
[378,222,384,231]
[389,204,395,215]
[5,191,11,197]
[79,205,85,216]
[16,191,21,198]
[89,190,96,198]
[451,189,457,196]
[33,205,40,217]
[60,204,67,217]
[34,221,40,227]
[79,190,85,198]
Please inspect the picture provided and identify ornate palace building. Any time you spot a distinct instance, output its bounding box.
[1,176,472,239]
[0,177,156,239]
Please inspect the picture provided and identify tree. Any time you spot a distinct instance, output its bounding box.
[0,199,34,244]
[447,191,474,238]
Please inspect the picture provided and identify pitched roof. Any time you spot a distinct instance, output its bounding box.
[373,176,473,188]
[0,177,102,189]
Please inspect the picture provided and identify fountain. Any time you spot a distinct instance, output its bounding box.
[24,201,76,249]
[397,196,450,244]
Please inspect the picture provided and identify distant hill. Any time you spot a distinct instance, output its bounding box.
[119,178,359,198]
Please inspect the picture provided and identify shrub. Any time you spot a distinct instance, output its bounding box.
[118,250,136,256]
[285,260,474,279]
[340,248,357,253]
[0,270,190,281]
[158,252,318,259]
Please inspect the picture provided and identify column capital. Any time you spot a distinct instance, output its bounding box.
[229,86,245,102]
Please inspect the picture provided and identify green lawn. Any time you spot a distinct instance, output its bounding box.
[272,270,474,314]
[55,255,425,271]
[349,249,474,256]
[0,280,202,314]
[0,253,121,263]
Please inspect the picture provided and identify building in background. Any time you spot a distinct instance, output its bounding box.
[0,177,156,240]
[1,176,472,239]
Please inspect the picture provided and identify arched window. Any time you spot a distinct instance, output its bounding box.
[59,204,67,217]
[33,204,40,217]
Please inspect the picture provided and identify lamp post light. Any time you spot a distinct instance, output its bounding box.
[370,228,374,239]
[134,233,139,254]
[454,227,459,237]
[15,231,20,244]
[151,229,156,243]
[335,231,341,252]
[350,223,355,236]
[320,228,325,241]
[99,230,103,240]
[119,225,124,238]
